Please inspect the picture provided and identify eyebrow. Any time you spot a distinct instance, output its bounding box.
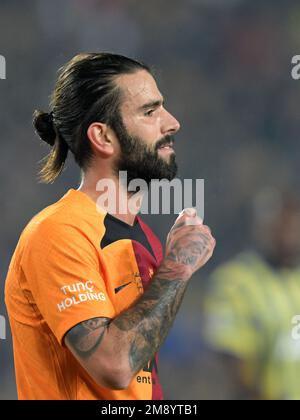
[138,98,164,112]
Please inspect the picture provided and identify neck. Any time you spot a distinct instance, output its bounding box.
[78,168,142,227]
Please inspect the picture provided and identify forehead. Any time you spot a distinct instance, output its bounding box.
[116,70,163,110]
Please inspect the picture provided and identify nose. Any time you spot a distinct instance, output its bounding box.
[161,109,181,136]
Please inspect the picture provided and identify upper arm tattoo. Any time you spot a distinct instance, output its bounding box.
[65,317,111,359]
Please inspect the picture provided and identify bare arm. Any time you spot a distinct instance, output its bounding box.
[65,208,216,389]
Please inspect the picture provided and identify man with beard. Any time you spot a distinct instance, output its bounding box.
[5,53,215,400]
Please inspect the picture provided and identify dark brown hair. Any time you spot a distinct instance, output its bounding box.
[33,53,150,183]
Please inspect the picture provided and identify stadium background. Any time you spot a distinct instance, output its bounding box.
[1,0,300,399]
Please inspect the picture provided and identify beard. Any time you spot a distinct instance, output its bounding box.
[111,115,178,187]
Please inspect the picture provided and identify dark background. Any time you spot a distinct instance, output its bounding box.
[1,0,300,399]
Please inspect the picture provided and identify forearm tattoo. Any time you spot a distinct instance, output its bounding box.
[66,274,187,377]
[65,317,111,358]
[111,225,212,376]
[113,269,188,376]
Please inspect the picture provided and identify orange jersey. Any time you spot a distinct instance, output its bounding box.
[5,189,164,400]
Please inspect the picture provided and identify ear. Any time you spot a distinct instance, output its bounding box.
[87,122,115,157]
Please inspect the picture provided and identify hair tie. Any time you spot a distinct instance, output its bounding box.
[49,112,70,151]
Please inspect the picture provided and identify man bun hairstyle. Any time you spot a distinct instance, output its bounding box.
[33,110,69,183]
[33,52,150,183]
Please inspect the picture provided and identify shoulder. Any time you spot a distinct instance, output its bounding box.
[20,191,106,256]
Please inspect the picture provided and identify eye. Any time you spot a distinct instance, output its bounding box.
[145,109,155,117]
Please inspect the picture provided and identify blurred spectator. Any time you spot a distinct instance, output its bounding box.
[203,189,300,400]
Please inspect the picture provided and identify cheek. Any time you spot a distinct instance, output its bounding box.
[131,116,162,144]
[113,140,122,157]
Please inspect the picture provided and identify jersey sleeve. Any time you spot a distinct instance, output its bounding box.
[20,218,116,345]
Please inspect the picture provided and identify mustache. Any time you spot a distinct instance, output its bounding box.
[155,135,175,151]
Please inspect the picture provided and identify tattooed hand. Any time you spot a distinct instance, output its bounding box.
[163,208,216,281]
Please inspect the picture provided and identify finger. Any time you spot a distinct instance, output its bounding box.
[170,224,212,245]
[175,208,203,225]
[202,225,212,234]
[185,216,203,226]
[175,207,196,221]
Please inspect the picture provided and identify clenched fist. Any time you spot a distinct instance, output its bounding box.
[163,208,216,281]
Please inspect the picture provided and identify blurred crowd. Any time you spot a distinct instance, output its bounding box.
[1,0,300,399]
